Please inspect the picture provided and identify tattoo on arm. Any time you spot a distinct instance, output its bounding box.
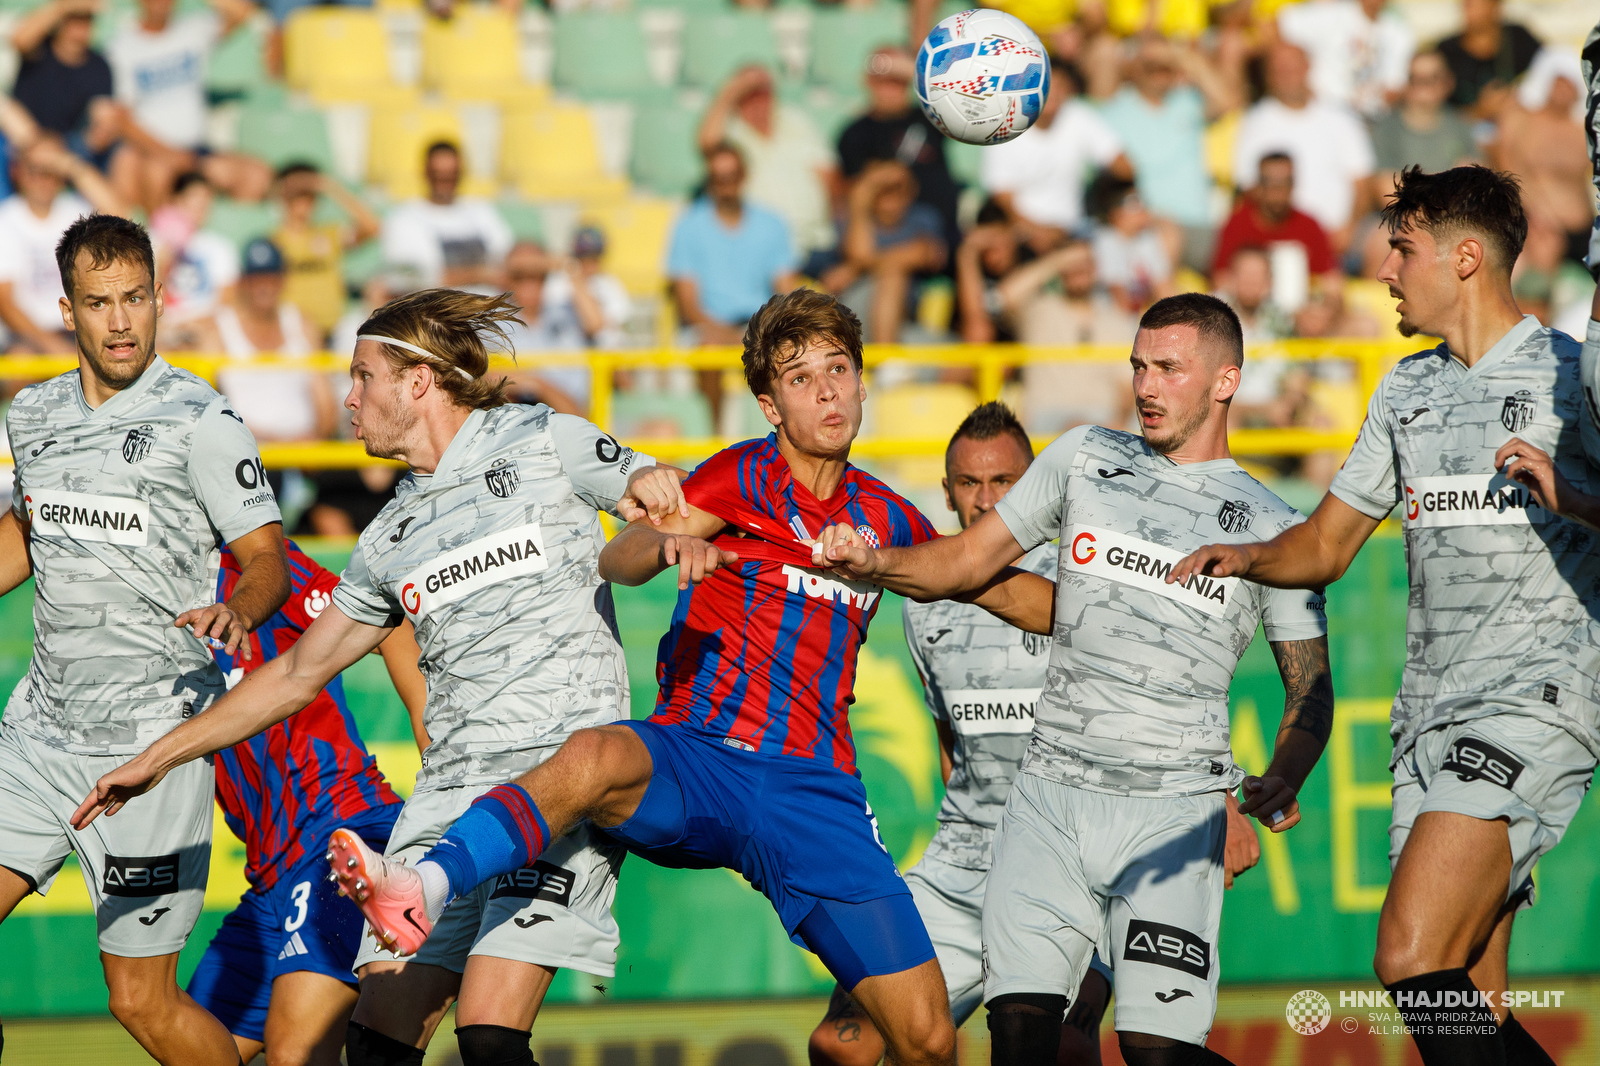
[1270,637,1334,746]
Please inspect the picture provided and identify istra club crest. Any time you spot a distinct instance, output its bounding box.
[1501,390,1535,433]
[122,424,156,464]
[484,458,520,498]
[1217,499,1253,535]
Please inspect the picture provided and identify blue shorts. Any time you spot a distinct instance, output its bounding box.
[606,720,935,989]
[188,815,395,1042]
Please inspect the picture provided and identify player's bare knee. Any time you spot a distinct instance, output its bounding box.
[884,1010,955,1066]
[104,973,172,1032]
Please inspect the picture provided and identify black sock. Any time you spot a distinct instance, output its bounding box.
[1385,969,1504,1066]
[1119,1032,1237,1066]
[1500,1012,1557,1066]
[987,993,1066,1066]
[346,1020,426,1066]
[455,1024,536,1066]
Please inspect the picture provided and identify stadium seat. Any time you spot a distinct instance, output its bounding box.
[205,22,274,105]
[206,198,279,250]
[869,382,978,441]
[284,8,407,104]
[495,199,547,244]
[680,12,780,90]
[236,103,337,174]
[581,199,679,297]
[630,104,703,199]
[808,4,907,96]
[501,104,629,204]
[422,6,541,104]
[552,12,657,102]
[368,105,493,200]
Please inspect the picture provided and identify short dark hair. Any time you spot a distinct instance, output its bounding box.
[425,140,459,159]
[947,401,1032,465]
[1049,57,1083,94]
[1380,164,1527,270]
[276,160,321,180]
[1086,172,1137,223]
[1138,292,1245,368]
[742,289,863,397]
[55,214,155,299]
[1259,151,1293,171]
[704,140,745,170]
[173,170,208,196]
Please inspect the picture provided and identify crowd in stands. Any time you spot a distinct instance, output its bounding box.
[0,0,1592,527]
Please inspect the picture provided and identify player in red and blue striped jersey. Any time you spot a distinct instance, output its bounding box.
[650,432,937,772]
[316,290,1051,1066]
[188,540,421,1066]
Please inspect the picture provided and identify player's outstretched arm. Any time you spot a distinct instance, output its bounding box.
[1496,437,1600,531]
[71,603,390,829]
[1167,493,1381,591]
[378,620,431,753]
[821,508,1027,600]
[0,510,33,599]
[1241,636,1335,833]
[174,522,290,660]
[616,464,690,525]
[599,505,738,590]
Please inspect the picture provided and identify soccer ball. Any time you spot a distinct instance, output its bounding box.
[914,9,1051,146]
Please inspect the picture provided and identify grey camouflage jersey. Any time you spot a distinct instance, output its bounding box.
[1335,316,1600,762]
[4,357,282,755]
[996,425,1326,797]
[907,542,1056,869]
[332,404,648,793]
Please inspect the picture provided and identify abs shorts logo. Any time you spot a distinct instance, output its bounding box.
[855,525,880,549]
[122,424,156,464]
[1124,919,1211,978]
[1071,531,1096,564]
[103,853,179,897]
[484,458,520,499]
[1216,499,1253,534]
[487,861,574,906]
[1442,735,1526,790]
[1501,390,1536,433]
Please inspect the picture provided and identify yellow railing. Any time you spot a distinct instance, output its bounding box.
[0,339,1420,467]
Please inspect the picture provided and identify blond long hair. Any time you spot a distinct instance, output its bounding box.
[357,288,522,409]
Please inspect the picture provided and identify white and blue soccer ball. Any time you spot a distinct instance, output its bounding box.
[914,9,1050,146]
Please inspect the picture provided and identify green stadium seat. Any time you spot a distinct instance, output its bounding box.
[552,12,658,102]
[945,138,983,188]
[205,23,276,104]
[207,198,280,250]
[235,104,337,175]
[630,103,703,199]
[495,199,547,245]
[680,12,779,90]
[808,3,908,95]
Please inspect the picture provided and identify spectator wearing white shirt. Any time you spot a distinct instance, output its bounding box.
[0,132,128,352]
[981,59,1132,253]
[699,65,837,265]
[105,0,271,212]
[382,141,514,290]
[1276,0,1415,117]
[1232,41,1376,252]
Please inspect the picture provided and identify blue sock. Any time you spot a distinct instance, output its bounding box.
[422,784,550,905]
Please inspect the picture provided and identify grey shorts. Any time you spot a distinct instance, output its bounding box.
[353,784,624,976]
[0,721,213,957]
[982,772,1226,1046]
[907,847,1110,1027]
[1390,713,1596,910]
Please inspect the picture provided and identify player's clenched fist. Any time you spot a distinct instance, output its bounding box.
[815,521,877,578]
[660,534,738,590]
[619,464,690,525]
[1238,774,1300,832]
[1166,541,1253,585]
